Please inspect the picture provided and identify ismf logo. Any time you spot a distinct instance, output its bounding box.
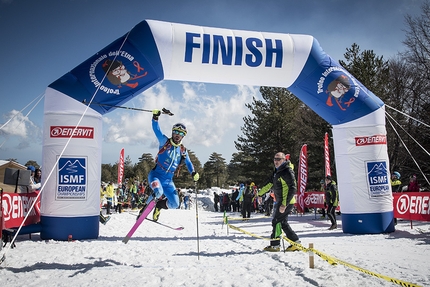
[366,161,390,197]
[50,126,94,139]
[317,67,360,111]
[57,157,87,200]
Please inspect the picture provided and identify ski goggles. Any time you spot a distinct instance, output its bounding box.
[173,130,186,137]
[273,157,283,161]
[172,123,187,136]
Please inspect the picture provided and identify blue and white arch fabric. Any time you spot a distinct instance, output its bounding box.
[42,20,392,240]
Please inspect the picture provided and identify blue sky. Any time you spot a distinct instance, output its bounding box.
[0,0,426,167]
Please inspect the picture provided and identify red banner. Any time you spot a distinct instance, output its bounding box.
[324,132,331,177]
[118,148,124,184]
[296,144,308,213]
[1,189,3,241]
[2,191,41,228]
[393,192,430,221]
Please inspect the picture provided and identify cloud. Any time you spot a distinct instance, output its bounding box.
[103,82,260,151]
[0,110,40,139]
[0,110,42,152]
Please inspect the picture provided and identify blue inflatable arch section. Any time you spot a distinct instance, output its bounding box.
[41,20,394,240]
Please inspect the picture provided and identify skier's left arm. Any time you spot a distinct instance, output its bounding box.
[185,150,199,181]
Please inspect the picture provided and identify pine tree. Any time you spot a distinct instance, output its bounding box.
[235,87,302,185]
[202,152,227,188]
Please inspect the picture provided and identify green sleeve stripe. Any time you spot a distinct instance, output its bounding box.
[279,178,289,206]
[258,183,273,196]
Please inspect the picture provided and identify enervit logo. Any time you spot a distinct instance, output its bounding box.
[397,194,410,215]
[355,135,386,146]
[304,193,325,205]
[50,126,94,139]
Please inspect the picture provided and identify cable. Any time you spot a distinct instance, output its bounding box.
[386,115,430,187]
[1,31,132,266]
[0,93,44,131]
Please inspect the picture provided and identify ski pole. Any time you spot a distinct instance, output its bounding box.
[194,181,200,260]
[83,101,174,116]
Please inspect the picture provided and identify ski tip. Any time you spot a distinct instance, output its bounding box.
[176,227,185,230]
[0,253,5,266]
[122,237,130,244]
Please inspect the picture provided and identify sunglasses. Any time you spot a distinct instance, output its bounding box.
[173,130,185,137]
[273,158,283,161]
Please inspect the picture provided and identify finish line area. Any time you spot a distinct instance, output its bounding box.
[222,213,422,287]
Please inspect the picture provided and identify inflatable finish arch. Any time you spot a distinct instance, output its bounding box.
[42,20,394,240]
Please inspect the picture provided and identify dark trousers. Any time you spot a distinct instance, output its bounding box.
[242,201,252,218]
[327,204,337,226]
[106,198,112,214]
[270,203,299,246]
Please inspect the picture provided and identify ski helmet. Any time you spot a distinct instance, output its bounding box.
[172,123,187,136]
[393,171,401,179]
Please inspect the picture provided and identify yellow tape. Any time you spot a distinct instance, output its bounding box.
[226,216,270,221]
[227,223,421,287]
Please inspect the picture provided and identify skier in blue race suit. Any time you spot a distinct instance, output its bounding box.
[140,109,199,222]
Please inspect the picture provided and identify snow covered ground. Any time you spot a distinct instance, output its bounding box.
[1,187,429,287]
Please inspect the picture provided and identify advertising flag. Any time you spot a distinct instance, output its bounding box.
[324,133,331,178]
[296,144,308,214]
[118,148,124,184]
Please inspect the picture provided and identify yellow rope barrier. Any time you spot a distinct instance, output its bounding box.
[225,221,421,287]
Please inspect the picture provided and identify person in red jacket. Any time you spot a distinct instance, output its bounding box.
[407,174,420,192]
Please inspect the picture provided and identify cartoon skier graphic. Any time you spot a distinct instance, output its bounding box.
[102,59,148,89]
[326,74,353,111]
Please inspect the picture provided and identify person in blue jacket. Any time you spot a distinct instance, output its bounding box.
[138,109,199,222]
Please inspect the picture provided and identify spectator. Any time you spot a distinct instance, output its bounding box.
[99,183,110,224]
[34,168,42,184]
[258,152,300,252]
[221,192,230,212]
[390,171,402,193]
[130,181,138,209]
[407,174,420,192]
[184,193,190,210]
[178,189,184,209]
[231,188,239,212]
[320,179,327,219]
[242,180,253,219]
[390,171,402,225]
[325,175,339,230]
[236,183,245,212]
[263,190,275,216]
[213,192,219,212]
[26,165,41,192]
[105,181,115,215]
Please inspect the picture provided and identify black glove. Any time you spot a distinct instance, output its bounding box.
[152,109,161,120]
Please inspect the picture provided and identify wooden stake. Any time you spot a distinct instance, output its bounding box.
[309,243,314,268]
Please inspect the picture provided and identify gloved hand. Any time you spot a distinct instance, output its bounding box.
[152,109,161,120]
[192,172,199,182]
